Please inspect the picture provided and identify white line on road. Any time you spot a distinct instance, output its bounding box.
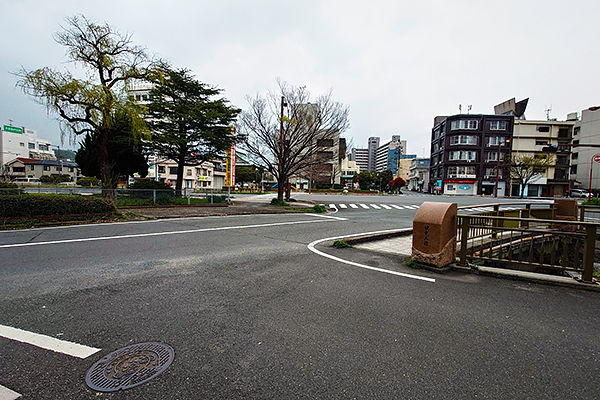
[339,204,347,209]
[0,324,100,359]
[0,385,21,400]
[379,204,392,210]
[328,204,336,209]
[0,219,336,249]
[307,231,435,283]
[360,204,370,209]
[306,213,347,221]
[349,204,358,208]
[370,204,381,209]
[390,205,404,210]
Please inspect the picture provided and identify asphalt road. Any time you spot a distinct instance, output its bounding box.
[1,194,599,399]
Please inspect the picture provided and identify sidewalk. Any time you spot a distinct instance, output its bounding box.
[347,231,600,292]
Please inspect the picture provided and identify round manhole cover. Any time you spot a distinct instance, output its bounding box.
[86,342,174,392]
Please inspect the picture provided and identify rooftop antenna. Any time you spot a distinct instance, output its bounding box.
[8,119,13,126]
[545,105,552,121]
[459,104,462,114]
[467,105,472,114]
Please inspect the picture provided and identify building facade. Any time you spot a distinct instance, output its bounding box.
[511,117,575,197]
[570,107,600,191]
[1,125,55,168]
[408,158,430,192]
[4,157,80,181]
[146,155,226,190]
[429,114,514,196]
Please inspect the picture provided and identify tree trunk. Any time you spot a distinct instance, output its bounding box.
[96,128,115,204]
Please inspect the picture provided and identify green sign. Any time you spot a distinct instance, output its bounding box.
[3,125,23,134]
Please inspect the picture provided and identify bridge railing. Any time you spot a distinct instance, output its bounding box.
[457,203,598,283]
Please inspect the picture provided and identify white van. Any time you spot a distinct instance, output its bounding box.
[13,178,41,185]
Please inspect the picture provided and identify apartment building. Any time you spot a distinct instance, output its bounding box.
[429,114,514,196]
[570,107,600,191]
[408,158,430,192]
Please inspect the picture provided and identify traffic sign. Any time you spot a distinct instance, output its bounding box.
[594,154,600,163]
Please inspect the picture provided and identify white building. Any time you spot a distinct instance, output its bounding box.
[570,107,600,191]
[1,125,55,168]
[146,154,226,190]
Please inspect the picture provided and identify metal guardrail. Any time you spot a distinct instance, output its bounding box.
[457,203,598,283]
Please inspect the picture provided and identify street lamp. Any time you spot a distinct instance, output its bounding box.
[494,138,510,198]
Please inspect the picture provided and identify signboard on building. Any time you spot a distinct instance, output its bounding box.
[226,143,236,187]
[3,125,23,134]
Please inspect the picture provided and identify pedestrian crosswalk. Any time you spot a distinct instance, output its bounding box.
[328,203,423,211]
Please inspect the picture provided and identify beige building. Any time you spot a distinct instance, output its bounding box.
[511,117,576,197]
[396,158,412,184]
[146,155,226,190]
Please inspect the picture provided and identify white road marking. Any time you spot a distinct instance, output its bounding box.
[307,231,435,283]
[306,213,347,221]
[0,324,100,359]
[360,204,370,209]
[403,205,417,210]
[380,204,392,210]
[328,204,336,209]
[339,204,348,209]
[0,385,21,400]
[0,219,335,249]
[349,204,358,208]
[370,204,381,209]
[391,205,404,210]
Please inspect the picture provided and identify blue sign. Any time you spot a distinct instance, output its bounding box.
[459,185,472,190]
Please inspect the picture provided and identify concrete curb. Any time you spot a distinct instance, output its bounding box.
[342,228,413,246]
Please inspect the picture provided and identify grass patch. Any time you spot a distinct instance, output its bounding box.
[270,198,289,206]
[404,257,422,269]
[332,240,353,249]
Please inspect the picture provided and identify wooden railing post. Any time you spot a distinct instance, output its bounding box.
[492,205,500,239]
[582,224,596,283]
[460,216,469,267]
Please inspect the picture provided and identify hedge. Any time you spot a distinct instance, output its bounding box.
[0,195,117,218]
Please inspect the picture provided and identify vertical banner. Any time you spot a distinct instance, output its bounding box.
[226,143,236,187]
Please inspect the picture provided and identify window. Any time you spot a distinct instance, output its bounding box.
[158,166,166,173]
[537,126,550,132]
[571,165,578,174]
[142,95,148,101]
[535,140,548,146]
[490,120,507,130]
[19,142,25,147]
[55,166,62,172]
[28,143,35,149]
[450,119,478,130]
[30,165,34,171]
[486,152,505,161]
[186,169,192,176]
[449,135,477,145]
[38,144,49,151]
[12,167,25,173]
[488,136,507,146]
[43,165,50,171]
[485,168,501,178]
[449,151,476,161]
[135,95,141,101]
[447,166,476,177]
[68,167,74,172]
[572,153,578,160]
[169,167,178,175]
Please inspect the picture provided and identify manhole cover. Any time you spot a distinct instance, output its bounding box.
[86,342,174,392]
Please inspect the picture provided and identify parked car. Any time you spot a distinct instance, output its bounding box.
[570,189,591,198]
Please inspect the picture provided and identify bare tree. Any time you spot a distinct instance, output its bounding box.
[237,80,349,201]
[16,15,154,202]
[508,154,554,198]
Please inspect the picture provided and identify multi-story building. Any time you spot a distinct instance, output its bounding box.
[350,148,369,173]
[570,107,600,191]
[375,135,406,173]
[146,155,226,190]
[1,125,55,168]
[510,117,575,197]
[429,114,514,196]
[4,157,80,181]
[367,137,380,172]
[408,158,430,192]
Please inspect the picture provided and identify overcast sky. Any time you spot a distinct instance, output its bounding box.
[2,0,599,156]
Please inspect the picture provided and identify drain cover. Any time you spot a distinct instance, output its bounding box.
[86,342,174,392]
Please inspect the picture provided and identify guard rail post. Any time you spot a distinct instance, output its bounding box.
[460,216,469,267]
[582,224,596,283]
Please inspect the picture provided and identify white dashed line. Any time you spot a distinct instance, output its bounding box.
[328,204,337,209]
[360,204,370,209]
[349,204,358,208]
[0,324,101,359]
[0,385,21,400]
[380,204,392,210]
[370,204,381,209]
[339,204,348,209]
[391,205,404,210]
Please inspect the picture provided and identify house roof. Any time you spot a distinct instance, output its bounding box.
[24,159,78,167]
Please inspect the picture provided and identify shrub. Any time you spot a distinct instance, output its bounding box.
[582,197,600,206]
[0,182,20,196]
[312,204,327,213]
[128,179,174,200]
[40,174,72,184]
[332,240,352,248]
[0,195,116,218]
[77,176,100,187]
